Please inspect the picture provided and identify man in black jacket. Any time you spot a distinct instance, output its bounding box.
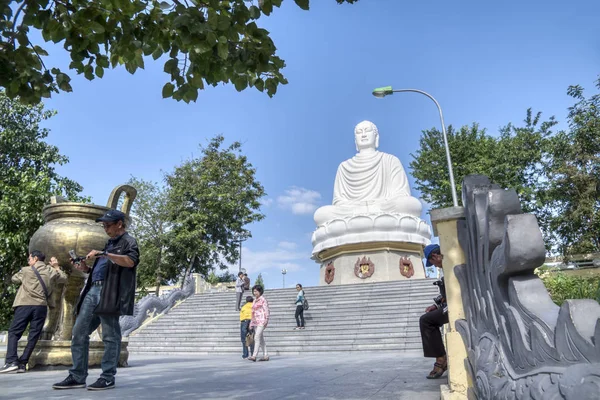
[53,210,139,391]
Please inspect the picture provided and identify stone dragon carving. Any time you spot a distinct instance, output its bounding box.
[454,175,600,400]
[120,275,195,337]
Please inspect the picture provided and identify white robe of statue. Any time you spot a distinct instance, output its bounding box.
[313,120,423,227]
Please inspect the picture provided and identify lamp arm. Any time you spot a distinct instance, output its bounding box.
[392,89,459,207]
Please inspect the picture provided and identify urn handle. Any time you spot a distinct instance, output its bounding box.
[106,185,137,215]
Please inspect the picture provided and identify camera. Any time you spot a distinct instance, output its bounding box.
[433,294,445,306]
[69,250,86,264]
[432,279,446,308]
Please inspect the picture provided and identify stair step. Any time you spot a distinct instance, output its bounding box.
[129,280,438,354]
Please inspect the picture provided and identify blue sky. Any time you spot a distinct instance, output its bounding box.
[38,0,599,289]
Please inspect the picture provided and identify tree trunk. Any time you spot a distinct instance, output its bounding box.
[181,254,196,289]
[154,246,163,297]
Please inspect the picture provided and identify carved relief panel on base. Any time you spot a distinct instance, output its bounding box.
[399,256,414,278]
[324,262,335,284]
[354,256,375,279]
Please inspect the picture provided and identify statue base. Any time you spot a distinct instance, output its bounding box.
[316,241,427,285]
[0,340,129,369]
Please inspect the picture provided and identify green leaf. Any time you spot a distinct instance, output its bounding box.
[193,42,213,54]
[95,65,104,78]
[249,6,261,19]
[254,78,264,92]
[162,82,175,98]
[217,15,230,31]
[164,58,178,73]
[97,55,110,68]
[159,1,171,10]
[208,9,218,30]
[294,0,310,10]
[89,22,106,34]
[189,74,205,89]
[152,47,164,60]
[233,77,248,92]
[84,65,95,80]
[217,42,228,60]
[33,46,49,56]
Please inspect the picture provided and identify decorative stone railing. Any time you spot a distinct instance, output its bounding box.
[454,175,600,399]
[119,274,195,337]
[193,275,236,294]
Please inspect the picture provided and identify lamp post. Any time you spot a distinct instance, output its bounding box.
[281,268,287,289]
[372,86,458,207]
[234,232,249,273]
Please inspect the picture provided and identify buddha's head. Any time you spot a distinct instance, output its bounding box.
[354,120,379,152]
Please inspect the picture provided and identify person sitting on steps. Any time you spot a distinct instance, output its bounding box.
[419,244,449,379]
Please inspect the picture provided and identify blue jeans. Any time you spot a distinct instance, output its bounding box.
[240,320,254,358]
[69,285,122,383]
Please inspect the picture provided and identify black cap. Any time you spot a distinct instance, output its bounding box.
[96,209,126,223]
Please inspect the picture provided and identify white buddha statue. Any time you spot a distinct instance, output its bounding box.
[314,120,423,227]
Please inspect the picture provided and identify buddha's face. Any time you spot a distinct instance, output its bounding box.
[354,121,379,152]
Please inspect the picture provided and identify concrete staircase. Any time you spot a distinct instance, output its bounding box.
[128,279,440,355]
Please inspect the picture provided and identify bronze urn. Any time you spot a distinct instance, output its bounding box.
[28,185,136,340]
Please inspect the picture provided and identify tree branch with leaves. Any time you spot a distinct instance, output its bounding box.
[0,0,358,104]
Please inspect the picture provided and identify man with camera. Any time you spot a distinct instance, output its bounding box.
[0,252,66,374]
[53,209,139,391]
[420,244,449,379]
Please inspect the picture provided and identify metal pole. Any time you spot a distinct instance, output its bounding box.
[281,269,287,289]
[238,240,242,273]
[391,89,459,207]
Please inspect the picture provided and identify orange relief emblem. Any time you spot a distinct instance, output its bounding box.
[399,256,414,278]
[354,256,375,279]
[324,262,335,284]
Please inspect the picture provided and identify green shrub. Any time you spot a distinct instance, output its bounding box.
[0,284,18,331]
[539,269,600,305]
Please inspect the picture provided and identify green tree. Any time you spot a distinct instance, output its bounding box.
[255,273,264,289]
[410,114,556,211]
[205,270,236,284]
[1,0,358,104]
[126,177,174,296]
[410,123,496,208]
[409,112,556,239]
[0,91,85,329]
[165,135,265,280]
[541,79,600,255]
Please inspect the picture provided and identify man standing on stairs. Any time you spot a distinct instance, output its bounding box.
[243,273,250,292]
[419,244,449,380]
[235,272,245,311]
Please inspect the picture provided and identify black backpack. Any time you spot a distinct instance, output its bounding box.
[303,292,309,310]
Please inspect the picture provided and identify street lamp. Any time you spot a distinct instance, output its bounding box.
[372,86,459,207]
[281,268,287,289]
[234,232,250,273]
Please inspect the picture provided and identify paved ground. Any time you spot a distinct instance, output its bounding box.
[0,352,445,399]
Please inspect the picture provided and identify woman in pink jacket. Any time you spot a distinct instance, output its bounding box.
[248,285,270,362]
